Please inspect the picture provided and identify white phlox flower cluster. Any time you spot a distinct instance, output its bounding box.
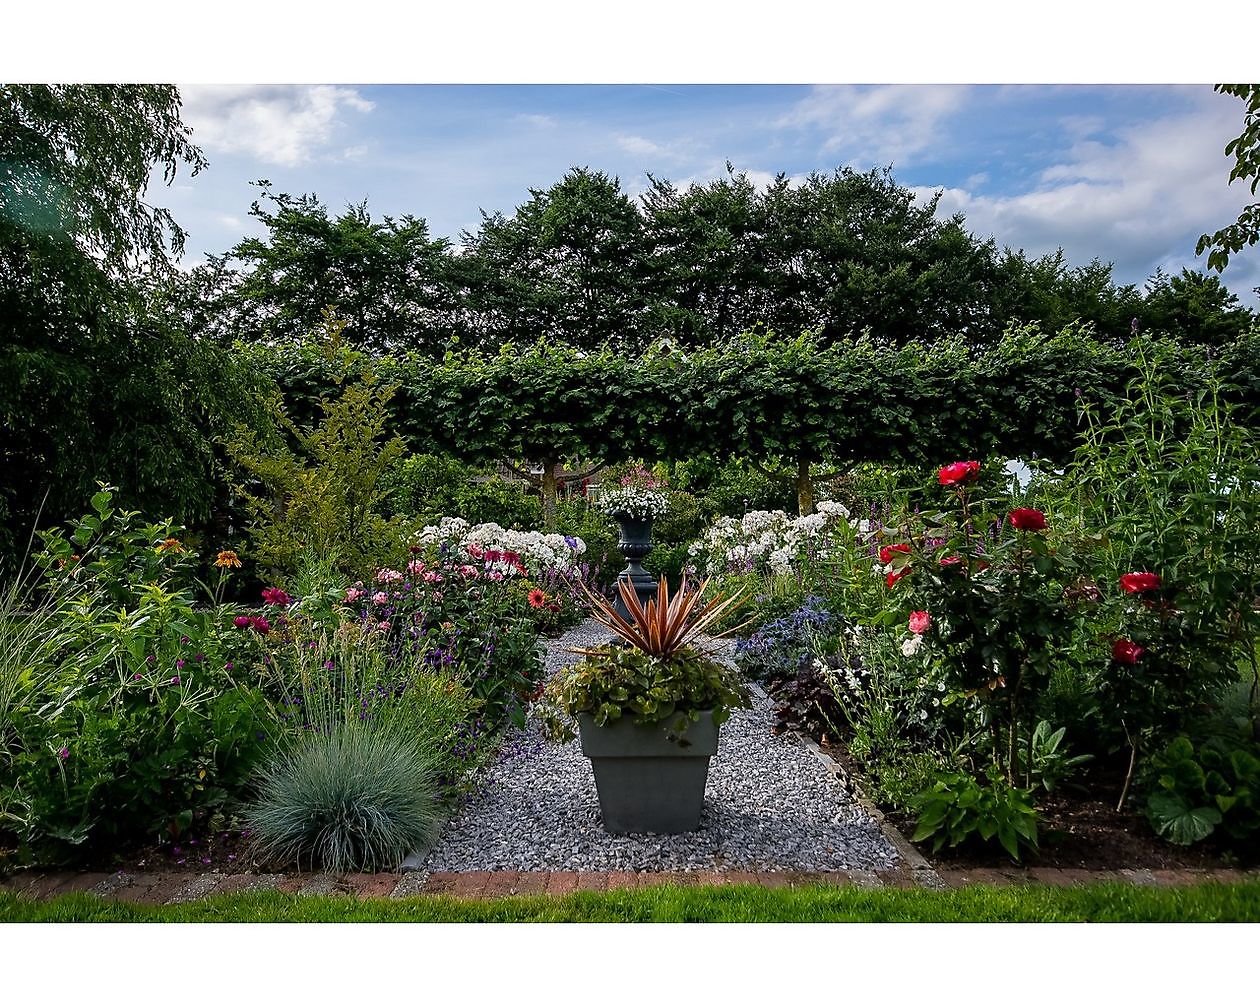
[689,500,854,576]
[413,518,587,575]
[596,486,671,521]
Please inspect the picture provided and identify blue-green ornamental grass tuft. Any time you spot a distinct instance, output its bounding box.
[244,723,443,874]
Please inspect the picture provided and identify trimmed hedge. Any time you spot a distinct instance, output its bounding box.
[239,325,1260,468]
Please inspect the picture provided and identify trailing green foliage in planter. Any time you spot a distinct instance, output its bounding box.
[539,643,749,742]
[539,574,753,742]
[909,767,1040,861]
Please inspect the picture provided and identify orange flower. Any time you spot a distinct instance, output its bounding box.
[157,537,185,554]
[528,589,547,608]
[215,550,242,568]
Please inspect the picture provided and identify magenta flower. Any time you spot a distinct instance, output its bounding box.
[261,586,292,606]
[57,747,69,760]
[171,675,181,685]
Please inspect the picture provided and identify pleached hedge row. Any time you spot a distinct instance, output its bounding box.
[241,325,1260,469]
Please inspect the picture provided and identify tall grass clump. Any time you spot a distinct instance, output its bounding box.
[244,723,443,873]
[242,626,480,872]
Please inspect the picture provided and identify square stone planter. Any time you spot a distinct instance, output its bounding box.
[577,709,718,835]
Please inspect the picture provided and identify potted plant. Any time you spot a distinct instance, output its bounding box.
[595,470,671,620]
[538,574,753,834]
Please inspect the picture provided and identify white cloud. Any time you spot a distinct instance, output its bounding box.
[180,85,374,166]
[615,134,671,157]
[912,90,1260,302]
[777,84,972,166]
[515,113,557,127]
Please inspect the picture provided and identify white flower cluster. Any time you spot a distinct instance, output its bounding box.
[413,517,586,575]
[688,500,854,577]
[596,486,671,521]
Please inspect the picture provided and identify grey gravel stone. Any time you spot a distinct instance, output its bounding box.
[417,620,904,875]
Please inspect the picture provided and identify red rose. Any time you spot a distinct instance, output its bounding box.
[938,461,980,486]
[1111,639,1145,664]
[939,555,962,567]
[1120,572,1162,594]
[879,543,911,564]
[886,568,908,588]
[1008,508,1047,532]
[908,610,931,635]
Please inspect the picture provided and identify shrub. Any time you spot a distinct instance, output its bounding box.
[226,314,411,584]
[243,723,443,873]
[3,495,269,865]
[1143,735,1260,849]
[1060,341,1260,798]
[909,767,1040,861]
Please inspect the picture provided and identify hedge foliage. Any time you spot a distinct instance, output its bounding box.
[240,325,1260,469]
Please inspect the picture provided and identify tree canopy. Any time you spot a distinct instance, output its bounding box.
[0,85,270,565]
[1196,84,1260,274]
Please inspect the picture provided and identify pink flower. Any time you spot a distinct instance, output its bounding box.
[261,586,292,606]
[375,568,403,583]
[459,564,477,577]
[233,615,251,628]
[58,747,70,760]
[372,591,389,605]
[1112,639,1146,664]
[250,616,271,634]
[407,559,425,575]
[422,571,444,583]
[466,543,485,560]
[345,587,364,602]
[908,611,931,635]
[376,620,391,633]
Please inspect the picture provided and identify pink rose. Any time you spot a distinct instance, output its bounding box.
[908,611,931,635]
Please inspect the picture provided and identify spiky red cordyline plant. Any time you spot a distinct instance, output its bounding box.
[571,574,753,660]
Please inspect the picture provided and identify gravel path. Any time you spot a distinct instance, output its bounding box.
[416,620,903,873]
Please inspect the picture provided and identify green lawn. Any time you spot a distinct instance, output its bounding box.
[3,880,1259,922]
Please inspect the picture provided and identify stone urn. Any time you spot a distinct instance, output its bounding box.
[611,512,658,621]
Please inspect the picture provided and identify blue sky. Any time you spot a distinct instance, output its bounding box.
[163,84,1260,306]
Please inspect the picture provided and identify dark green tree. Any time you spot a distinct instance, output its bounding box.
[460,167,655,353]
[203,186,460,352]
[0,84,267,563]
[1140,267,1255,345]
[990,249,1144,343]
[644,165,1003,347]
[641,167,777,346]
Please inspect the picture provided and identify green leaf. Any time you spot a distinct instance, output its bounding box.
[1147,792,1222,845]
